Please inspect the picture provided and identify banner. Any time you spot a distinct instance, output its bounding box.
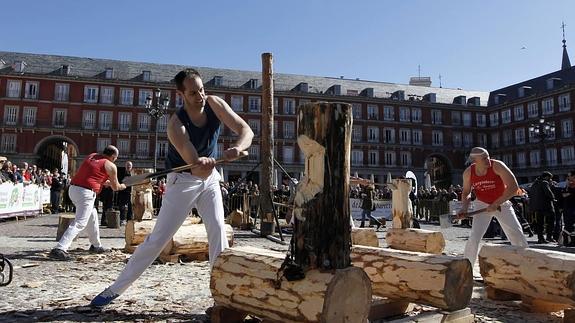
[0,183,49,218]
[350,198,392,220]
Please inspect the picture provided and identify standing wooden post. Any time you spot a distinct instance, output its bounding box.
[390,178,413,229]
[260,52,274,236]
[294,102,353,270]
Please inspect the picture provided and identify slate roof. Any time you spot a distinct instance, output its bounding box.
[0,51,489,106]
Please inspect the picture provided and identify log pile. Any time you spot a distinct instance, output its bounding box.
[351,246,473,311]
[386,228,445,254]
[479,244,575,312]
[124,218,233,262]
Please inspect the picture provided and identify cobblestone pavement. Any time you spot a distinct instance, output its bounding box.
[0,213,569,322]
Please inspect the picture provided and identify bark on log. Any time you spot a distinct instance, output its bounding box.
[294,102,352,270]
[131,168,154,221]
[385,228,445,254]
[479,244,575,306]
[56,214,76,242]
[390,179,413,229]
[351,246,473,311]
[210,246,372,323]
[351,227,379,247]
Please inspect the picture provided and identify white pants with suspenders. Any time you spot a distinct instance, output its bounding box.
[56,185,102,251]
[108,169,227,295]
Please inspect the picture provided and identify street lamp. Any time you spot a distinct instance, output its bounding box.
[528,116,555,167]
[145,88,170,171]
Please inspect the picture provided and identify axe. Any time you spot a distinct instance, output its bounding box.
[122,151,248,187]
[439,206,501,229]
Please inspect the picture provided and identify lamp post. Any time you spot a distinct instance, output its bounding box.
[145,88,170,171]
[528,116,555,168]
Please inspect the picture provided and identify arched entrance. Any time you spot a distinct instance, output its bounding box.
[424,154,453,189]
[34,136,79,176]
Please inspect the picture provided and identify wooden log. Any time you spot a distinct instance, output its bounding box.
[105,209,120,228]
[210,246,372,323]
[520,296,571,313]
[484,286,521,301]
[131,168,154,221]
[294,102,352,270]
[385,228,445,254]
[390,179,413,229]
[351,227,379,247]
[479,244,575,307]
[56,214,76,241]
[259,52,274,233]
[351,246,473,311]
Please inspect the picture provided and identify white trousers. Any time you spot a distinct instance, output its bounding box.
[56,185,102,251]
[463,200,528,265]
[109,169,227,295]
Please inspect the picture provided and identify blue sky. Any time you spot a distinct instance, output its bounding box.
[3,1,575,91]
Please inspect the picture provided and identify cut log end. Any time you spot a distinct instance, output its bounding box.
[322,267,372,323]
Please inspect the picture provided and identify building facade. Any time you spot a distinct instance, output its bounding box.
[0,49,573,187]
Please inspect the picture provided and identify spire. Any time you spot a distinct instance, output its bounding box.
[562,21,571,70]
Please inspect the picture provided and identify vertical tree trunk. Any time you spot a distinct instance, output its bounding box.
[259,53,274,235]
[390,179,413,229]
[294,102,352,270]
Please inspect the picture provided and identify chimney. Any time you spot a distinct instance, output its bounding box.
[423,93,436,103]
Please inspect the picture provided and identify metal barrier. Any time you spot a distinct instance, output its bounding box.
[414,199,451,222]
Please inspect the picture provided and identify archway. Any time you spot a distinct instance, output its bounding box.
[424,154,453,189]
[34,136,79,176]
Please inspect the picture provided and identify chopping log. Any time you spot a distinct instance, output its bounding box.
[386,228,445,254]
[351,246,473,311]
[351,227,379,247]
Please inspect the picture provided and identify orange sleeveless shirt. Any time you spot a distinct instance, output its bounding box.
[470,160,505,204]
[71,153,109,193]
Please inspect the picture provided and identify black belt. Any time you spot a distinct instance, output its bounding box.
[72,184,96,192]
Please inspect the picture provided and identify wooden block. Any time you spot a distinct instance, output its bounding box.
[369,297,413,320]
[485,286,521,301]
[564,308,575,323]
[56,214,76,242]
[521,296,571,313]
[210,305,247,323]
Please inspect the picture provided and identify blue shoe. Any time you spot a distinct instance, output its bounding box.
[90,288,119,307]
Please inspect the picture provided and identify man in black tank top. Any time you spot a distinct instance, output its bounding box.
[92,68,254,307]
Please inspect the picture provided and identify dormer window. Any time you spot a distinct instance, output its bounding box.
[105,68,114,79]
[214,76,223,86]
[143,70,151,81]
[14,61,26,72]
[248,79,259,89]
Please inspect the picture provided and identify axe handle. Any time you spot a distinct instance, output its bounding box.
[458,206,502,218]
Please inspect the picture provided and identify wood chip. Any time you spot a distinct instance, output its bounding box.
[21,281,45,288]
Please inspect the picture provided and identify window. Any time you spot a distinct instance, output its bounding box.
[138,113,150,131]
[136,140,149,158]
[283,98,295,114]
[367,104,378,120]
[157,140,168,158]
[476,113,486,127]
[273,97,279,114]
[517,152,526,167]
[84,85,99,103]
[546,148,558,166]
[231,95,243,112]
[368,150,379,166]
[367,127,378,143]
[248,145,260,161]
[6,80,21,98]
[3,106,18,125]
[352,150,363,166]
[432,130,443,146]
[175,93,184,108]
[463,132,473,148]
[283,121,295,139]
[431,110,442,125]
[514,105,524,121]
[489,112,499,127]
[502,130,513,146]
[528,101,539,118]
[562,119,573,138]
[53,109,67,128]
[530,150,540,167]
[352,125,362,142]
[120,88,134,105]
[118,112,132,131]
[352,103,362,120]
[248,119,260,136]
[515,128,525,144]
[55,83,69,102]
[105,68,114,79]
[384,127,395,143]
[451,111,461,126]
[542,98,554,115]
[100,87,114,104]
[400,151,411,166]
[477,133,487,147]
[283,146,294,163]
[213,75,223,86]
[502,154,513,167]
[248,96,261,112]
[559,94,571,112]
[561,146,575,165]
[399,128,411,144]
[157,115,168,132]
[97,138,111,153]
[411,108,421,123]
[143,71,151,81]
[24,81,39,99]
[452,132,462,147]
[491,132,500,148]
[385,151,396,166]
[99,111,112,130]
[138,89,152,106]
[83,110,96,129]
[117,139,130,155]
[384,106,394,121]
[22,107,36,126]
[501,109,511,124]
[412,129,422,145]
[397,107,410,122]
[0,134,17,152]
[462,112,472,126]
